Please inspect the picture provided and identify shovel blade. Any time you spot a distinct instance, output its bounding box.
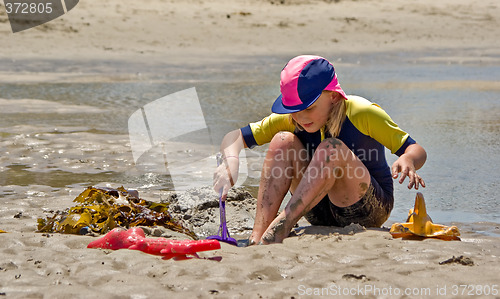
[207,235,238,246]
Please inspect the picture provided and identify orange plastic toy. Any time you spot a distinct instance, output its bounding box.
[390,193,460,240]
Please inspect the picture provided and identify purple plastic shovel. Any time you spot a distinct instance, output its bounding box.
[207,154,238,246]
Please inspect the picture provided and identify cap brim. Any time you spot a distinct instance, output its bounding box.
[271,94,321,114]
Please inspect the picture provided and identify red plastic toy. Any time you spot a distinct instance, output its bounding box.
[87,227,221,260]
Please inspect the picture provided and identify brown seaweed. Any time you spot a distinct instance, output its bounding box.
[37,186,197,239]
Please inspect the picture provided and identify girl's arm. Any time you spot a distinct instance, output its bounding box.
[213,129,247,200]
[391,143,427,190]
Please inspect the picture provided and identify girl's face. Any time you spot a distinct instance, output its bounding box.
[291,91,335,133]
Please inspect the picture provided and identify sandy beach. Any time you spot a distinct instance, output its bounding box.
[1,186,499,298]
[1,0,499,298]
[1,0,500,63]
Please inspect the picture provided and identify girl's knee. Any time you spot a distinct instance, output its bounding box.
[314,138,349,164]
[269,131,301,150]
[319,138,346,150]
[268,132,308,164]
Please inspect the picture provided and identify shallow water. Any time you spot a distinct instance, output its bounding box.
[0,51,498,227]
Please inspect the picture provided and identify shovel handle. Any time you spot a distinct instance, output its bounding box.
[216,153,231,239]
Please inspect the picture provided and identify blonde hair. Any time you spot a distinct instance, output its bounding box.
[325,92,346,137]
[290,91,346,137]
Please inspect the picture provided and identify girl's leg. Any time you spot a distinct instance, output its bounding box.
[260,138,371,244]
[249,132,309,244]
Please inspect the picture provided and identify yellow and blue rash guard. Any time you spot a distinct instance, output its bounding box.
[240,96,416,196]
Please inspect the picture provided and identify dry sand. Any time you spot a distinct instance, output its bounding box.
[1,0,499,63]
[1,0,500,298]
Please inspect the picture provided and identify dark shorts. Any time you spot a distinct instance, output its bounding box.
[304,176,394,228]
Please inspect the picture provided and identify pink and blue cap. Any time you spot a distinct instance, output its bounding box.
[272,55,348,114]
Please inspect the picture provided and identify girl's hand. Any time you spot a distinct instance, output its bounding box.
[391,155,425,190]
[213,156,239,201]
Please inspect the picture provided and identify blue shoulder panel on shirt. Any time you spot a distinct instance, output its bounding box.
[394,136,416,157]
[241,125,258,149]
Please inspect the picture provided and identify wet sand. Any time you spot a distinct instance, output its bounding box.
[1,186,500,298]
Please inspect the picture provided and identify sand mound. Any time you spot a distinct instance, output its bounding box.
[164,186,257,238]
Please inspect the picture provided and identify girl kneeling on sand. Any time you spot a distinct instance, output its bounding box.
[213,55,426,245]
